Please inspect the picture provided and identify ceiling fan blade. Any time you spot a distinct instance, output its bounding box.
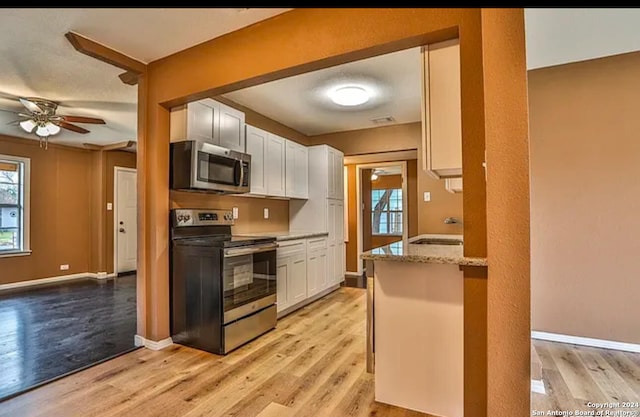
[62,115,105,124]
[19,97,44,114]
[58,121,89,134]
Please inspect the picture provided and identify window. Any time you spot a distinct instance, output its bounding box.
[371,188,403,235]
[0,155,30,255]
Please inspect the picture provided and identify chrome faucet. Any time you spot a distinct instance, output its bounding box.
[444,217,461,225]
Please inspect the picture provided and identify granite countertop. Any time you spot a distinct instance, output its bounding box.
[360,234,487,267]
[234,231,329,242]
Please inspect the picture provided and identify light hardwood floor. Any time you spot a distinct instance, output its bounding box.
[4,286,638,417]
[0,287,430,417]
[532,339,640,413]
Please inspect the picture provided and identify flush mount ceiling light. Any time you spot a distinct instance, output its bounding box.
[329,86,370,106]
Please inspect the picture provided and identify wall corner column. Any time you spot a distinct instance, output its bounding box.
[136,70,172,342]
[481,8,531,417]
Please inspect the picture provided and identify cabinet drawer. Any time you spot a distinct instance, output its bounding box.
[277,239,306,258]
[307,237,327,250]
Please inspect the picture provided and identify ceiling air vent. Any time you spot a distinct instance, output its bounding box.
[370,116,396,124]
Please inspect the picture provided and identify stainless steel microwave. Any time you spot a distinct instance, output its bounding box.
[170,140,251,194]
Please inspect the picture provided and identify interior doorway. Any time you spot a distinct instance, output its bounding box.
[114,167,137,274]
[356,161,408,275]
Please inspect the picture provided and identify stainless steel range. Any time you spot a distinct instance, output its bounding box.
[169,209,277,354]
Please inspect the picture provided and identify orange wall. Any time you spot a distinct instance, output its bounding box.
[104,151,137,273]
[530,52,640,344]
[370,175,403,248]
[315,123,463,239]
[170,192,289,234]
[0,136,136,284]
[0,135,92,284]
[139,9,530,415]
[481,9,530,417]
[344,163,420,272]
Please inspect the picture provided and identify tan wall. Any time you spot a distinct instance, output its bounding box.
[529,51,640,344]
[170,192,288,234]
[0,135,93,284]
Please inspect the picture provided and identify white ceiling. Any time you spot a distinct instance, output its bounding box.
[0,8,289,147]
[223,47,422,136]
[525,8,640,69]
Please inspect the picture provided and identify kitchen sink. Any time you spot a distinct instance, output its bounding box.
[411,238,463,246]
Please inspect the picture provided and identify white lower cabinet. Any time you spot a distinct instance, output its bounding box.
[306,237,328,298]
[277,236,333,315]
[290,253,307,306]
[276,239,307,313]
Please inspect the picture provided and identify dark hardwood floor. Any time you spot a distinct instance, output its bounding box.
[0,275,137,401]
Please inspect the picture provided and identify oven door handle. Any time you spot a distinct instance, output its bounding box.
[224,243,278,257]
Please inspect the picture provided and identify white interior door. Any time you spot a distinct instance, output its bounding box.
[115,168,137,273]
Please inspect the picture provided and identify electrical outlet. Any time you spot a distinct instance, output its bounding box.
[423,192,431,202]
[232,207,239,220]
[60,264,69,271]
[263,208,269,219]
[107,203,113,211]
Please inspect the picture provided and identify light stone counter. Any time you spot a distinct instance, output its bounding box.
[234,231,329,242]
[361,234,487,267]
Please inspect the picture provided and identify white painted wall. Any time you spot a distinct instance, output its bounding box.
[525,8,640,69]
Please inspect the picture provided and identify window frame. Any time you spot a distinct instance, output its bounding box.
[0,154,31,258]
[371,187,403,236]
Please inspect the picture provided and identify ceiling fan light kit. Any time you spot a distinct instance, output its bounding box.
[5,97,106,150]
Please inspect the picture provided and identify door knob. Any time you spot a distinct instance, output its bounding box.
[119,228,126,233]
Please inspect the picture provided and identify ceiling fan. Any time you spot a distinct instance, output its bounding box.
[8,97,106,149]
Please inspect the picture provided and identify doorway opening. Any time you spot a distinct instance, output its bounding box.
[356,161,408,275]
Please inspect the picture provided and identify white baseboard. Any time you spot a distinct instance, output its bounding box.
[531,379,546,395]
[345,271,362,277]
[0,272,118,291]
[532,331,640,353]
[134,335,173,351]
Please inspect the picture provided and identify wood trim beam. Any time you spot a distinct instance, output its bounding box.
[65,32,146,76]
[83,141,135,151]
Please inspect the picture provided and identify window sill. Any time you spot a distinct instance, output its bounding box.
[0,250,32,259]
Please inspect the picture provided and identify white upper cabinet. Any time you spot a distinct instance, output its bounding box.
[266,133,286,197]
[245,125,309,200]
[245,125,267,195]
[285,140,309,199]
[170,99,245,152]
[170,99,219,143]
[327,147,344,200]
[218,102,246,152]
[421,39,462,179]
